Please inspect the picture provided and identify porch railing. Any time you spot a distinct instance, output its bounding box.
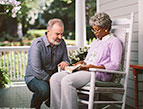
[0,46,78,81]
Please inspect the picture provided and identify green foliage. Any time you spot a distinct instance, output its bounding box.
[25,29,76,45]
[0,28,76,46]
[25,29,46,40]
[41,0,75,39]
[0,0,96,43]
[87,37,96,45]
[0,42,12,46]
[69,46,89,64]
[0,68,11,88]
[0,33,19,42]
[86,0,96,41]
[65,39,75,45]
[86,0,96,17]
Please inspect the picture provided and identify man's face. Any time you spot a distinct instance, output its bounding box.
[47,23,64,46]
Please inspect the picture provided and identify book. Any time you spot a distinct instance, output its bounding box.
[65,64,82,74]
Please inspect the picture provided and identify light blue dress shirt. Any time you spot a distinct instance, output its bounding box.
[25,33,70,84]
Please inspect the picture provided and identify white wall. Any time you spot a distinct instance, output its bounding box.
[97,0,143,108]
[138,0,143,64]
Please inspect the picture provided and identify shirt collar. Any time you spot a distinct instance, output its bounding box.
[42,32,50,46]
[100,33,113,42]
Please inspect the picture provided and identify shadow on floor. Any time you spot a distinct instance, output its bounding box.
[0,83,48,109]
[0,82,134,109]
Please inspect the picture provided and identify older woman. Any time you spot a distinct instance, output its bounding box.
[50,12,123,109]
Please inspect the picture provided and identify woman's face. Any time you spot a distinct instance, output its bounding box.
[92,25,109,40]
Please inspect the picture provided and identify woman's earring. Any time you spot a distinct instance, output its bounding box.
[105,30,108,32]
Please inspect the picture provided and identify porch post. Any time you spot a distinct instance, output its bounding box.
[75,0,86,48]
[96,0,100,12]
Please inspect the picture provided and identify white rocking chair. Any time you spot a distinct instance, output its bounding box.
[77,13,134,109]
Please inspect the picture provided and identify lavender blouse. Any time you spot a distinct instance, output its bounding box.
[84,34,123,81]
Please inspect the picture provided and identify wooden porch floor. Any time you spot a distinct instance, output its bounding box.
[0,82,48,109]
[0,82,134,109]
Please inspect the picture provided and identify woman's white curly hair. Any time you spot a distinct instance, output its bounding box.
[89,12,112,31]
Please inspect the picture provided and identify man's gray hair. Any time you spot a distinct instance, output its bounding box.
[89,12,112,30]
[47,18,64,29]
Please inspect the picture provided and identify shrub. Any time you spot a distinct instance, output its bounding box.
[25,29,46,40]
[69,46,89,64]
[0,68,11,88]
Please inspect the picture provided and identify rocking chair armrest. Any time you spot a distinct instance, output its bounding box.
[89,68,126,75]
[58,67,126,75]
[58,66,61,72]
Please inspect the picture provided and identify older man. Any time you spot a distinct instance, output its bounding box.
[25,19,70,109]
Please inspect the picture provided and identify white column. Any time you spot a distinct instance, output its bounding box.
[96,0,100,12]
[75,0,86,48]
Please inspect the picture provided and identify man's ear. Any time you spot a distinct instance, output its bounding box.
[47,29,50,32]
[47,27,51,32]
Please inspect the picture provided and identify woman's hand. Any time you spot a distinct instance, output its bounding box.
[72,60,85,66]
[79,64,105,71]
[79,64,91,71]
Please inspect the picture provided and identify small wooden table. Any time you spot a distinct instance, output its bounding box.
[130,64,143,109]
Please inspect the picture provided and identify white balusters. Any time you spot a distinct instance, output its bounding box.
[0,46,78,81]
